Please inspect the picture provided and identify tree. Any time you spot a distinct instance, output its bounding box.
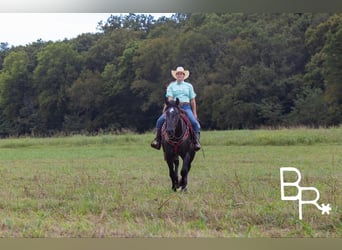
[0,13,341,135]
[173,31,213,75]
[131,37,174,111]
[288,87,329,127]
[100,40,146,132]
[64,70,105,133]
[0,49,36,135]
[33,42,82,132]
[304,13,334,90]
[71,33,101,53]
[85,29,141,72]
[98,13,156,35]
[304,14,342,125]
[0,42,10,70]
[323,22,342,104]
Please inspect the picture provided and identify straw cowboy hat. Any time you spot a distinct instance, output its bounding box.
[171,66,190,80]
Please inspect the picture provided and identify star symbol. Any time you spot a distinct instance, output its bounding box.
[321,203,332,215]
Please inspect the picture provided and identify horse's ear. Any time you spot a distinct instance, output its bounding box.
[175,98,180,106]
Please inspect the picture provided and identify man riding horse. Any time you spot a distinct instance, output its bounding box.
[151,66,201,151]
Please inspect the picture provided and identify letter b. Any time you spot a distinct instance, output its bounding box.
[280,167,302,201]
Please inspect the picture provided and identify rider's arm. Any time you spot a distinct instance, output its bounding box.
[162,104,167,112]
[190,98,198,120]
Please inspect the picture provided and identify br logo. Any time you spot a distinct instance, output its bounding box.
[280,167,331,220]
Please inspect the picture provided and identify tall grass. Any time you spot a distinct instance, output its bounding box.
[202,127,342,146]
[0,128,341,237]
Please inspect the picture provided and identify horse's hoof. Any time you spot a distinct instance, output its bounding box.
[181,187,187,192]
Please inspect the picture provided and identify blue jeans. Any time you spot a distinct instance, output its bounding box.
[156,104,200,132]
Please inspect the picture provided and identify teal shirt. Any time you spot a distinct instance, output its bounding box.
[166,81,196,103]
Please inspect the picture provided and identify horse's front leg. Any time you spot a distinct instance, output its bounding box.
[179,153,191,192]
[173,156,180,190]
[166,156,179,192]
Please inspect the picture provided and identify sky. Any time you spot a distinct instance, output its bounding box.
[0,13,173,47]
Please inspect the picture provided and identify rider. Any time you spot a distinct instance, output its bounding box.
[151,66,201,151]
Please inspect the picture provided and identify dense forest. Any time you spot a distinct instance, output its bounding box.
[0,13,341,136]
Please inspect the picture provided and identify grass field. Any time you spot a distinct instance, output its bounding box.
[0,128,341,237]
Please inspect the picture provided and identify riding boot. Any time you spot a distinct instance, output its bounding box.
[194,132,201,151]
[151,128,162,150]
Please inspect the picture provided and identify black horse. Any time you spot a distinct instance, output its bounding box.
[161,98,196,192]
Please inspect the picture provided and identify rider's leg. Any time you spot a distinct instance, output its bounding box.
[151,113,165,150]
[182,106,201,151]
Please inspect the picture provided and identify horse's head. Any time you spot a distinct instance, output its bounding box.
[164,98,181,139]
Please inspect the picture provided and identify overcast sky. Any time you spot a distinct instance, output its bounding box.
[0,13,173,47]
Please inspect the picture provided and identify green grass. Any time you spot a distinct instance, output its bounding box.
[0,128,341,237]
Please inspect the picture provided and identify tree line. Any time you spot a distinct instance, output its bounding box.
[0,13,341,137]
